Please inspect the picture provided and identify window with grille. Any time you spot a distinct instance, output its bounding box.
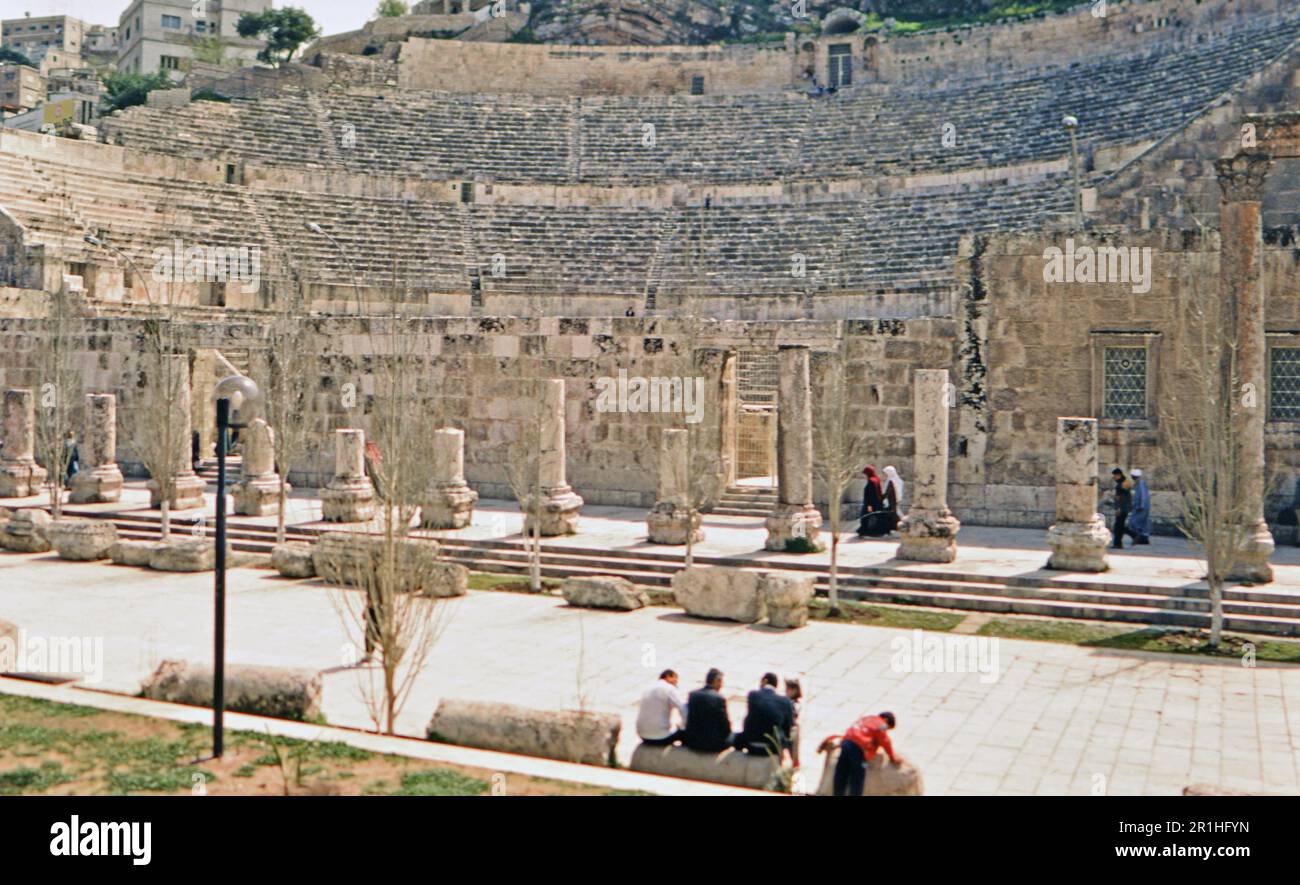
[1270,347,1300,421]
[690,75,704,95]
[1102,346,1147,419]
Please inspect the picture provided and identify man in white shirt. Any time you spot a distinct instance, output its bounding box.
[636,669,688,745]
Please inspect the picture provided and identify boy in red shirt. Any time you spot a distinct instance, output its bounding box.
[819,712,902,796]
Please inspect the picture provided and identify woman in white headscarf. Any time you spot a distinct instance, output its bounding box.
[882,466,904,533]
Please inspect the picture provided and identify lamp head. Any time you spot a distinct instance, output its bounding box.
[1062,115,1079,131]
[213,374,262,428]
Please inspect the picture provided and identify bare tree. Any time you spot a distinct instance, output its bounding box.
[1160,241,1263,648]
[321,236,456,733]
[504,375,545,593]
[260,277,316,543]
[33,280,84,519]
[812,325,874,615]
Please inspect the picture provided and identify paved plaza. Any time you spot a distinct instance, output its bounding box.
[2,546,1298,796]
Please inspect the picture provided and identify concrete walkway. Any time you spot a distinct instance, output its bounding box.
[2,552,1298,796]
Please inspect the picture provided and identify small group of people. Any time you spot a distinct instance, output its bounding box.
[857,464,904,538]
[636,668,904,796]
[1109,466,1151,548]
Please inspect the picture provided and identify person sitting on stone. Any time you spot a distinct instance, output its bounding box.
[818,711,903,797]
[682,668,733,753]
[636,668,688,746]
[734,671,797,759]
[858,465,890,537]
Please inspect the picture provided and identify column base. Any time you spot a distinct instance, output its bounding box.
[646,502,703,545]
[0,460,47,498]
[68,464,124,504]
[1227,520,1274,584]
[321,477,377,523]
[148,471,206,512]
[764,503,824,553]
[524,487,583,536]
[897,508,960,563]
[233,474,287,517]
[1046,517,1110,572]
[419,482,478,529]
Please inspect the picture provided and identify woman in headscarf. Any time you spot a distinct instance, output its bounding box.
[882,465,904,533]
[858,465,890,537]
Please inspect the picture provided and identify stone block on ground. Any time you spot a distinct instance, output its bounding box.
[49,519,118,561]
[271,542,316,578]
[672,566,765,623]
[762,572,815,628]
[561,575,648,611]
[313,533,455,595]
[425,698,620,767]
[148,538,226,572]
[140,659,323,722]
[110,539,161,567]
[629,743,785,791]
[0,509,51,553]
[815,747,924,796]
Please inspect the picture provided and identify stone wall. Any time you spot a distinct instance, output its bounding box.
[397,37,796,95]
[961,229,1300,532]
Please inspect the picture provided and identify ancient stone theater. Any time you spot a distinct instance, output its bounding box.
[1,0,1299,558]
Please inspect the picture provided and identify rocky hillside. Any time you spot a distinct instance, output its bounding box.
[524,0,1087,45]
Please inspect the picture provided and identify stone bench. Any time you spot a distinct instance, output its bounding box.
[140,659,323,722]
[672,566,815,628]
[425,698,620,767]
[815,747,924,796]
[629,743,786,791]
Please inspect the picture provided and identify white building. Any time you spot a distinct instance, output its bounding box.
[116,0,272,80]
[1,14,87,65]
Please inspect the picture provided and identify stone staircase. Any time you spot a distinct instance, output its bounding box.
[62,505,1300,638]
[711,485,777,518]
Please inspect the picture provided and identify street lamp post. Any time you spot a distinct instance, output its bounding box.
[304,220,363,315]
[1062,115,1083,230]
[208,374,262,760]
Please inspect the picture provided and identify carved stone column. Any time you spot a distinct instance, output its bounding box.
[232,418,285,516]
[69,393,124,503]
[765,346,823,552]
[0,388,47,498]
[897,369,960,562]
[524,379,583,536]
[1215,153,1274,583]
[320,428,376,522]
[647,427,703,544]
[420,427,478,529]
[1046,417,1110,571]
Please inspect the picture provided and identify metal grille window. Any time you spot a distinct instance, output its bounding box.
[1102,346,1147,419]
[1270,347,1300,421]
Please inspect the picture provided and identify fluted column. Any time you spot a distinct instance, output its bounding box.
[0,388,47,497]
[897,369,960,562]
[321,428,376,522]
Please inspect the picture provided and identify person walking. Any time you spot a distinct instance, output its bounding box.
[1110,467,1136,549]
[1128,468,1151,544]
[857,465,889,537]
[882,465,904,534]
[62,430,80,488]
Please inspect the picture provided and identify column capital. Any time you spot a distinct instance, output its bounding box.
[1214,153,1273,203]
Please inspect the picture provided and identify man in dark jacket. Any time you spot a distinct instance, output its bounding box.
[734,672,797,756]
[683,668,733,753]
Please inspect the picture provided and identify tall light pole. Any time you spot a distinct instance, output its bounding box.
[205,374,261,760]
[303,220,363,316]
[84,233,160,308]
[1062,115,1083,230]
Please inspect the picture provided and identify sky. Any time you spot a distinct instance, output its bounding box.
[0,0,373,37]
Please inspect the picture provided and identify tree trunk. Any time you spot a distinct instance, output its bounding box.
[1209,578,1224,648]
[829,530,841,615]
[160,498,171,540]
[276,478,288,545]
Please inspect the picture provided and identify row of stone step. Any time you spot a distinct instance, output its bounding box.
[60,506,1300,637]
